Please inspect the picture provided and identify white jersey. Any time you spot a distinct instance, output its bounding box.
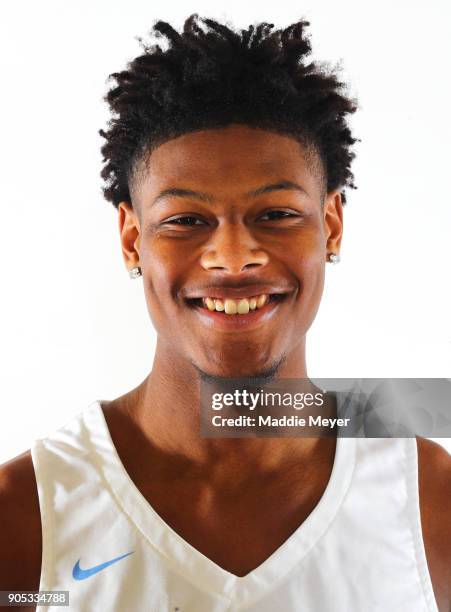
[31,401,438,612]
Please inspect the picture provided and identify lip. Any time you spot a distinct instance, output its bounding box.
[183,284,292,301]
[187,294,288,332]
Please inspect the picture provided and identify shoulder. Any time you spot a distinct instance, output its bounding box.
[416,437,451,610]
[0,450,42,589]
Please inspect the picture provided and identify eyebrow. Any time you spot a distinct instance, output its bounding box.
[151,180,308,206]
[247,181,308,198]
[152,188,213,206]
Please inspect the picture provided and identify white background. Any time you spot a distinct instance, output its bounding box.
[0,0,450,463]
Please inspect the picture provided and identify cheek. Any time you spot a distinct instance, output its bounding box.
[139,247,183,331]
[141,235,185,296]
[287,225,326,278]
[287,233,326,323]
[299,258,326,327]
[139,235,203,339]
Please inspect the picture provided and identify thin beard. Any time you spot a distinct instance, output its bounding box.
[193,354,287,386]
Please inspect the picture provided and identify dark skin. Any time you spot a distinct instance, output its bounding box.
[1,126,450,610]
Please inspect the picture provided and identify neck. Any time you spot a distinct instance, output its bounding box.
[126,337,332,476]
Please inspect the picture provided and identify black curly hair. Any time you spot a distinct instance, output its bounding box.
[99,14,358,208]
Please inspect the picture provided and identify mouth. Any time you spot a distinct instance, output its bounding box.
[187,293,284,313]
[184,293,290,330]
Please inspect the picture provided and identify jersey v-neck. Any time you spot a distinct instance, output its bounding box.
[83,400,356,607]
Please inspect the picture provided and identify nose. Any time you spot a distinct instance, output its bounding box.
[200,221,269,274]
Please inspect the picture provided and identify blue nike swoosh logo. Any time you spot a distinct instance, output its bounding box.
[72,551,134,580]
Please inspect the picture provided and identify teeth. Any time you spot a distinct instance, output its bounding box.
[224,299,238,315]
[237,299,250,314]
[256,294,267,308]
[205,297,215,311]
[215,299,225,312]
[201,294,270,315]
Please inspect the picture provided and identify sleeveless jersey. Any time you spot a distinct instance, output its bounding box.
[31,400,438,611]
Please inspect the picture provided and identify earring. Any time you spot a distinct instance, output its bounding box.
[129,266,142,279]
[328,253,340,264]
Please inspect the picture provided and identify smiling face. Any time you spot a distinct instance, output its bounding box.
[119,124,343,379]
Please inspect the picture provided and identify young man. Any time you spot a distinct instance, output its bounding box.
[1,15,450,611]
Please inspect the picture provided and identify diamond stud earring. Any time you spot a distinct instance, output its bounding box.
[328,253,340,264]
[129,266,142,279]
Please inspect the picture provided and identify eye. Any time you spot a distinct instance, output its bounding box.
[165,216,206,226]
[258,210,298,221]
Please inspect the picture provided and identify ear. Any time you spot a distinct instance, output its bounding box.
[323,190,343,257]
[118,202,141,271]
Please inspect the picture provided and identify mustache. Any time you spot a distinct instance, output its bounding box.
[181,278,297,299]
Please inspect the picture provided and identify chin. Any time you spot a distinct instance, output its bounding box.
[193,355,286,383]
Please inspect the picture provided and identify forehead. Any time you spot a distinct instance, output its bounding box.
[131,124,324,207]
